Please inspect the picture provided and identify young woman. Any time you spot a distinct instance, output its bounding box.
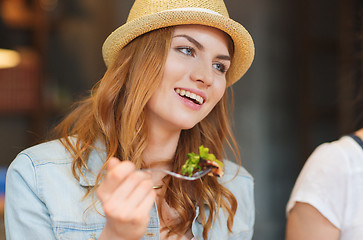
[5,0,255,239]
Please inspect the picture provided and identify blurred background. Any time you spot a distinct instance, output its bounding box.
[0,0,362,239]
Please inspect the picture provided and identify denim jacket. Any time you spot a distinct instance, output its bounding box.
[5,139,254,240]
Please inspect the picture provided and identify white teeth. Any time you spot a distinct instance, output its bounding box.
[199,96,204,104]
[175,88,204,104]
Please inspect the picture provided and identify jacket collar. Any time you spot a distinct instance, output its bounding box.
[79,139,107,187]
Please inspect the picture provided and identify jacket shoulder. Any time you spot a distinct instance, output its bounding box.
[17,139,74,166]
[223,160,253,181]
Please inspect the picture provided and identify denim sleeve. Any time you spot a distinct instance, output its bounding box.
[5,153,56,239]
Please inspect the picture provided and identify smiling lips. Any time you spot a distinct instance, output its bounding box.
[175,88,205,105]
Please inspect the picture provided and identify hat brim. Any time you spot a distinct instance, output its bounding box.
[102,10,255,85]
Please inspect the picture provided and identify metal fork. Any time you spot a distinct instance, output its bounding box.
[140,168,212,181]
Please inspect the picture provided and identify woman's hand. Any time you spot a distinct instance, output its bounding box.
[97,157,156,240]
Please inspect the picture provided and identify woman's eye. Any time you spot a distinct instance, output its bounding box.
[177,47,195,56]
[213,63,227,73]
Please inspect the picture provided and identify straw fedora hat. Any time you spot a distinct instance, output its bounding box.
[102,0,255,85]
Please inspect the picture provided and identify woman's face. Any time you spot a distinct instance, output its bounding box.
[146,25,231,132]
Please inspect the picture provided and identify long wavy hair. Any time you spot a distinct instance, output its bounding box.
[55,26,241,239]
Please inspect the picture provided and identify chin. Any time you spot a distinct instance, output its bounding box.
[181,125,198,130]
[176,120,199,131]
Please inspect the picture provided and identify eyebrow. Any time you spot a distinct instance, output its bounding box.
[217,55,231,61]
[173,34,204,50]
[173,34,231,61]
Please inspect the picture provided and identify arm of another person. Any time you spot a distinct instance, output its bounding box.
[286,202,340,240]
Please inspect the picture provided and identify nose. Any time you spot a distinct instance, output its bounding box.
[190,61,213,86]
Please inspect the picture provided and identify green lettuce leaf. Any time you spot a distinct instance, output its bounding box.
[181,145,223,177]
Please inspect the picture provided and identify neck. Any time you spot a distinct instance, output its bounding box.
[143,127,181,169]
[355,128,363,140]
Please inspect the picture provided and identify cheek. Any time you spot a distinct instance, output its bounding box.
[163,54,188,82]
[213,80,227,103]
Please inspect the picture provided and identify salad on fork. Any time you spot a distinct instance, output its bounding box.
[181,145,224,178]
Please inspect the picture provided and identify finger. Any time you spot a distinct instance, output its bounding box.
[97,159,135,202]
[106,157,120,171]
[104,159,136,190]
[133,189,157,220]
[104,171,151,206]
[122,177,155,211]
[101,172,153,220]
[112,183,156,225]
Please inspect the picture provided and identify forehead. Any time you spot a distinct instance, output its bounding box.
[172,25,233,53]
